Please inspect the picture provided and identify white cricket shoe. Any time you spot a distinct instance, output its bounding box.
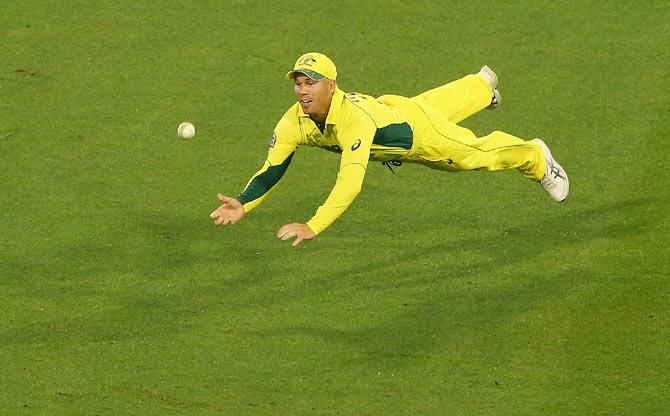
[533,138,569,202]
[479,65,501,109]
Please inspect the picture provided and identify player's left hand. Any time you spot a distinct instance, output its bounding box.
[276,223,316,247]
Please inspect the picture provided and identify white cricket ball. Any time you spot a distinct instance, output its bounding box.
[177,122,195,139]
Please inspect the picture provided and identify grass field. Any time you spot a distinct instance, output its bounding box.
[2,1,669,414]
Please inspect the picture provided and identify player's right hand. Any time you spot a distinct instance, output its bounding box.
[210,193,245,226]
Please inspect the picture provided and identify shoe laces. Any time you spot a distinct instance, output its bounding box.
[541,174,558,190]
[382,160,402,174]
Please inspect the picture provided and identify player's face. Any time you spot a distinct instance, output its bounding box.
[293,74,335,122]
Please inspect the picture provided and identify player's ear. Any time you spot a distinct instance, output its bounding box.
[328,80,336,93]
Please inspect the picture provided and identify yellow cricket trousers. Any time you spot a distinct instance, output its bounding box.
[380,74,546,181]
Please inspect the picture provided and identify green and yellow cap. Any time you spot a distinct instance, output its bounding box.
[285,52,337,81]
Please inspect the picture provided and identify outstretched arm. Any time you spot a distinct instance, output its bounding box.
[278,114,376,246]
[210,133,297,228]
[236,150,295,212]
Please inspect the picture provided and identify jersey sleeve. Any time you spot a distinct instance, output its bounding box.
[237,113,300,213]
[305,110,375,235]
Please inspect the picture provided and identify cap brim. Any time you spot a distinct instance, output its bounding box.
[284,69,326,81]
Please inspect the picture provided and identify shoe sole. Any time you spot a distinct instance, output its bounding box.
[481,66,500,110]
[481,65,498,89]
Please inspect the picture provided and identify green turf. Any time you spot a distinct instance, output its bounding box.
[1,1,669,414]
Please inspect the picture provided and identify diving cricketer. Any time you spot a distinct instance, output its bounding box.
[209,52,569,247]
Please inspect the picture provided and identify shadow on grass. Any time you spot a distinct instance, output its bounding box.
[244,196,657,364]
[1,196,655,349]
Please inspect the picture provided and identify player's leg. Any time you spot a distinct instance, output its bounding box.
[411,67,499,124]
[408,129,544,179]
[450,131,546,180]
[402,99,569,201]
[403,105,546,179]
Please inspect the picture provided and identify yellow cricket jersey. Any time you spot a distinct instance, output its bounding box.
[237,87,415,235]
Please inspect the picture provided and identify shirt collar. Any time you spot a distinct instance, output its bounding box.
[325,87,344,126]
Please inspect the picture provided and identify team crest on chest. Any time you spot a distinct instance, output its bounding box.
[269,133,277,149]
